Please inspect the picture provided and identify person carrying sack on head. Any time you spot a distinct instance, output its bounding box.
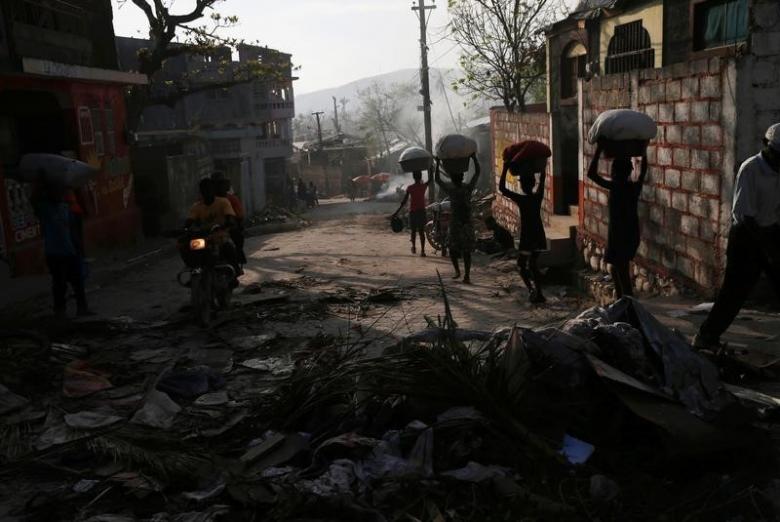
[694,124,780,351]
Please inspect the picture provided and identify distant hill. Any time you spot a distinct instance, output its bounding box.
[294,68,490,136]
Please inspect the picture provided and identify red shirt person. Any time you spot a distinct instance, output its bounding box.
[393,169,431,256]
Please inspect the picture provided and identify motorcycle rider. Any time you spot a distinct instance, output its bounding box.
[183,178,241,285]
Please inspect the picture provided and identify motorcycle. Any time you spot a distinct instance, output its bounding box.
[425,199,451,256]
[177,226,236,327]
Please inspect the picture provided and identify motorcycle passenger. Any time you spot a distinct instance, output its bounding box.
[211,172,247,265]
[183,178,240,285]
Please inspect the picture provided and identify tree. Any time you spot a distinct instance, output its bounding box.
[118,0,291,127]
[357,81,423,159]
[448,0,562,112]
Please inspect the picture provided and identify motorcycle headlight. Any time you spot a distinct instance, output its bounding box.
[189,238,207,251]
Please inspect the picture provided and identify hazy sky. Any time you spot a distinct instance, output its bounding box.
[111,0,460,94]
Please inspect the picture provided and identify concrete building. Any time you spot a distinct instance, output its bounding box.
[491,0,780,296]
[116,38,295,232]
[292,134,369,198]
[0,0,146,276]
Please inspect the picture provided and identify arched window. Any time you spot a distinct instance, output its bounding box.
[561,42,587,99]
[605,20,654,74]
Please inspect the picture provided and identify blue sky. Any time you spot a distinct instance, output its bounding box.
[112,0,460,94]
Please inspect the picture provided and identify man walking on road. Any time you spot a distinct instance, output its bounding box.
[694,124,780,350]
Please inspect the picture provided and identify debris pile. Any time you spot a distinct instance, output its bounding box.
[1,290,779,520]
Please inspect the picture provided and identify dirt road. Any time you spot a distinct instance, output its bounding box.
[47,199,589,343]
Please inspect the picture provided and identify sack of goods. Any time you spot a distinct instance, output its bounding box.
[503,140,552,164]
[435,134,478,172]
[399,146,433,173]
[12,154,98,187]
[587,109,657,144]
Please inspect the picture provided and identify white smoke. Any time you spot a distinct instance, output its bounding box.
[377,173,416,200]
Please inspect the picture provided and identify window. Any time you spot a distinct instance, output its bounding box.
[104,106,115,155]
[561,43,587,99]
[605,20,654,74]
[92,106,104,156]
[271,121,280,139]
[77,107,94,145]
[694,0,748,50]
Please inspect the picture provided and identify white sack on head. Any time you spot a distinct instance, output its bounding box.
[435,134,478,159]
[587,109,657,144]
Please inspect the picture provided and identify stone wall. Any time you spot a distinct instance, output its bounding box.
[580,57,736,294]
[490,107,552,235]
[736,1,780,166]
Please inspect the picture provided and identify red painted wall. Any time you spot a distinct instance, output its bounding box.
[0,75,141,276]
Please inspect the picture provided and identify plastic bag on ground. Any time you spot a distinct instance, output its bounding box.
[131,390,181,429]
[64,410,123,430]
[441,461,510,483]
[157,366,225,399]
[605,298,736,418]
[63,360,113,398]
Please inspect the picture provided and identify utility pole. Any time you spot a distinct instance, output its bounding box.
[312,111,325,149]
[412,0,436,201]
[332,96,340,134]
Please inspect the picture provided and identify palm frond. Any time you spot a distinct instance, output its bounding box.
[87,434,209,481]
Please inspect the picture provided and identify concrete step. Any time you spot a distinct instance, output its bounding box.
[539,214,578,268]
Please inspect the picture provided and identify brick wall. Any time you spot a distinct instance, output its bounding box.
[580,57,735,292]
[490,107,552,235]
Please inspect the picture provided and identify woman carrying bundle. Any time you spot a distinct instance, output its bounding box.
[587,109,656,299]
[499,141,551,304]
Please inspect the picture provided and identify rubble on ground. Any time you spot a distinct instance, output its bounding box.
[1,283,779,521]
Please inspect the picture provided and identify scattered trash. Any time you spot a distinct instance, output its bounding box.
[157,366,225,399]
[36,411,88,450]
[131,390,181,429]
[241,432,308,470]
[50,343,88,363]
[183,477,227,502]
[590,474,620,503]
[130,348,177,364]
[441,461,510,482]
[0,384,29,415]
[6,277,780,521]
[193,391,229,407]
[64,410,123,430]
[62,360,112,398]
[233,333,277,350]
[73,479,100,494]
[239,357,293,376]
[560,434,595,465]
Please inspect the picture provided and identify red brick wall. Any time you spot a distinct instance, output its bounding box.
[490,107,552,235]
[581,58,729,291]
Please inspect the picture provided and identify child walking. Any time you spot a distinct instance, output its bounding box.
[587,139,648,298]
[499,141,551,304]
[393,169,431,256]
[434,153,481,283]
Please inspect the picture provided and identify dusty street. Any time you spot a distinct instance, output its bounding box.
[17,199,589,340]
